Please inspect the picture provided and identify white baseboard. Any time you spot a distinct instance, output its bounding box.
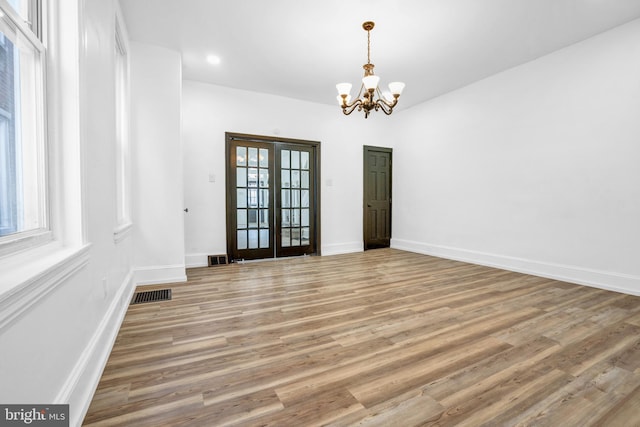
[185,253,209,268]
[321,241,363,256]
[57,271,135,427]
[391,238,640,296]
[133,264,187,286]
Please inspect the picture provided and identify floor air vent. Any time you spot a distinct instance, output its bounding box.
[131,289,172,305]
[208,254,228,266]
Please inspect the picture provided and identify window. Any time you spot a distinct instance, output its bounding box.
[0,0,47,250]
[113,14,131,241]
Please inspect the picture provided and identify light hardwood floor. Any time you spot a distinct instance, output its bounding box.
[83,249,640,426]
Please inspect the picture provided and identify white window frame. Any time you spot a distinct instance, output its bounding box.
[113,8,132,243]
[0,0,50,258]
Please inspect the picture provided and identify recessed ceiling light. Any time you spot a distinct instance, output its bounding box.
[206,55,221,65]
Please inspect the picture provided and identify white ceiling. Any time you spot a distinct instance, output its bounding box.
[119,0,640,110]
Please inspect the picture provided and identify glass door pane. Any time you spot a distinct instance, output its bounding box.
[276,144,315,258]
[228,140,274,260]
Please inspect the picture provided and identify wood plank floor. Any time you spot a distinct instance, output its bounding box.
[83,249,640,426]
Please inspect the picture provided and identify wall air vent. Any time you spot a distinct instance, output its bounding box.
[131,289,172,305]
[208,254,228,266]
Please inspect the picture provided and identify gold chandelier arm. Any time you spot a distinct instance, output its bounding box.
[339,97,358,109]
[376,99,394,115]
[339,83,367,113]
[381,97,398,109]
[375,87,399,109]
[341,99,362,115]
[377,99,397,115]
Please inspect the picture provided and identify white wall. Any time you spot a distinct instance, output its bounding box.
[130,43,186,284]
[182,82,392,266]
[392,19,640,295]
[0,1,137,425]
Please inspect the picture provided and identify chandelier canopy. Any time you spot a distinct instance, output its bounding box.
[336,21,405,118]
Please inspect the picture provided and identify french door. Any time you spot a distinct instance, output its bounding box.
[226,133,319,261]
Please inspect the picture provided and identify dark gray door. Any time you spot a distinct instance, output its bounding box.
[363,146,392,250]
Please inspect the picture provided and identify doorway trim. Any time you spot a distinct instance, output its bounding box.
[225,132,321,261]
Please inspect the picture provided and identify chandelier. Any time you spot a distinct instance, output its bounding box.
[336,21,405,118]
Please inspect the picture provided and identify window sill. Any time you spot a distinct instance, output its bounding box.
[0,230,53,259]
[0,242,91,331]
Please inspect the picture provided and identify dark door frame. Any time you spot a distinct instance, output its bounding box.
[363,145,393,250]
[225,132,321,261]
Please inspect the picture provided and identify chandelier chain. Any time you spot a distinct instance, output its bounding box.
[367,28,371,64]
